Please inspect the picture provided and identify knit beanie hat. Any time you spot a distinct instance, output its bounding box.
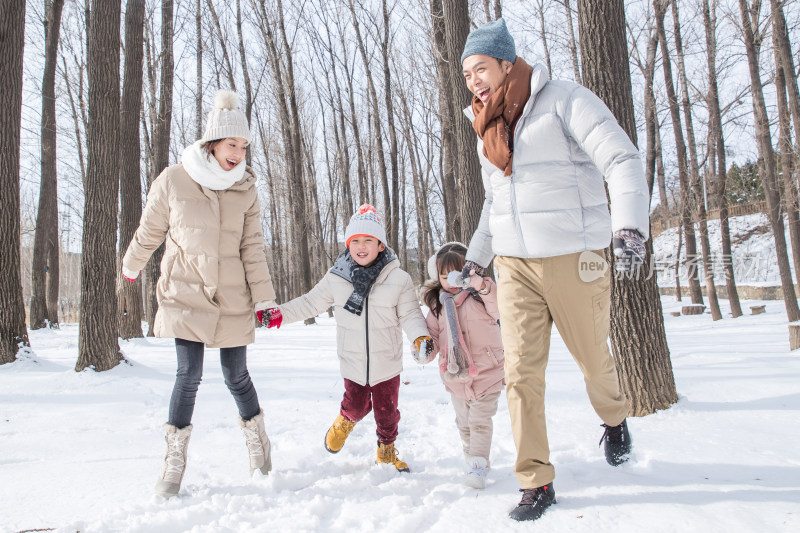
[201,90,251,143]
[345,204,387,247]
[427,242,468,280]
[460,18,516,65]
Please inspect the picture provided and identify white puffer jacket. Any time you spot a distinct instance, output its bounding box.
[465,64,650,266]
[278,255,429,387]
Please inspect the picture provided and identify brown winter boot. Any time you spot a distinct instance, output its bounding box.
[154,423,192,498]
[239,409,272,476]
[325,413,356,453]
[376,441,410,472]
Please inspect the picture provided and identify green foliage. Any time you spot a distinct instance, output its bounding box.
[726,160,764,205]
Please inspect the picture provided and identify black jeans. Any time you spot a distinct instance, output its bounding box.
[168,338,261,428]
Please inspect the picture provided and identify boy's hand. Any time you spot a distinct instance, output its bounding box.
[256,307,283,329]
[411,336,434,363]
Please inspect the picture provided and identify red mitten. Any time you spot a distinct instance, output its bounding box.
[257,308,283,329]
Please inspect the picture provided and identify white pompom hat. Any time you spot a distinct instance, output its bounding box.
[201,90,251,143]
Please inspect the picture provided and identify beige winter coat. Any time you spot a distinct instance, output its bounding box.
[279,258,429,386]
[122,163,276,348]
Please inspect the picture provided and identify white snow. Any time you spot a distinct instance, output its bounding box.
[2,295,799,532]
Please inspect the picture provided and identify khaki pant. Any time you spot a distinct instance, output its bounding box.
[451,390,501,464]
[494,252,628,489]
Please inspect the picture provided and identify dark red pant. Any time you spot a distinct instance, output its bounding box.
[340,375,401,445]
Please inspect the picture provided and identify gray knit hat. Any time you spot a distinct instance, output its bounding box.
[201,90,251,143]
[345,204,387,247]
[460,18,516,65]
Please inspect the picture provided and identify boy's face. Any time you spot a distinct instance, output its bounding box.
[349,236,385,266]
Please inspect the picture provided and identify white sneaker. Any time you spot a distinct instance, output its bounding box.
[464,456,488,489]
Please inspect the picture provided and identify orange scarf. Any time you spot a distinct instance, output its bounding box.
[471,57,533,177]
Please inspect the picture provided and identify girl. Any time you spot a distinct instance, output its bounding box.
[418,242,504,489]
[122,90,276,498]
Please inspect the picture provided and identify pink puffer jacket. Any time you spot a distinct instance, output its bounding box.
[424,279,505,401]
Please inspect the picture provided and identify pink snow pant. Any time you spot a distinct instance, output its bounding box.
[340,375,401,445]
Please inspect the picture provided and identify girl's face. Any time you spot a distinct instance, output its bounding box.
[213,137,248,171]
[439,270,460,294]
[349,236,385,266]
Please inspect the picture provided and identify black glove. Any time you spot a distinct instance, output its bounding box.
[461,260,486,281]
[612,229,646,273]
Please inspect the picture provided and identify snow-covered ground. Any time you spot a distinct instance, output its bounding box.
[2,296,799,532]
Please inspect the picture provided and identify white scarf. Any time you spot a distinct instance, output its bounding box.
[181,140,245,191]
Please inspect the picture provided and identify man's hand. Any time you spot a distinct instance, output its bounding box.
[460,260,486,282]
[256,307,283,329]
[612,229,646,273]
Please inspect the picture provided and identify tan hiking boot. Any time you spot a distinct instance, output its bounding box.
[325,413,356,453]
[154,423,192,498]
[239,408,272,476]
[376,441,410,472]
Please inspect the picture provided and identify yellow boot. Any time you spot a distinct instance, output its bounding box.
[376,441,410,472]
[325,413,356,453]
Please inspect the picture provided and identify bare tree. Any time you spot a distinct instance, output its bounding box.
[76,0,123,371]
[561,0,581,83]
[442,0,483,242]
[738,0,800,322]
[30,0,65,330]
[144,0,175,337]
[670,0,721,320]
[655,0,703,305]
[535,0,553,75]
[196,0,203,139]
[578,0,677,416]
[118,0,146,340]
[703,0,742,317]
[429,0,460,241]
[0,0,30,364]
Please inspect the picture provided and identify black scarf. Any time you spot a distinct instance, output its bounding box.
[330,247,396,315]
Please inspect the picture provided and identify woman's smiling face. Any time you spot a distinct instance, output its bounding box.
[213,137,248,171]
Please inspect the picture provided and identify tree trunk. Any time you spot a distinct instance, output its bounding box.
[563,0,582,83]
[145,0,175,337]
[738,0,800,322]
[771,1,800,286]
[0,0,30,364]
[381,0,400,250]
[578,0,677,416]
[703,0,742,317]
[771,0,800,150]
[30,0,65,330]
[77,0,123,371]
[429,0,460,241]
[117,0,145,340]
[235,0,253,166]
[443,0,483,243]
[671,0,721,320]
[536,1,552,76]
[348,0,392,246]
[655,1,703,305]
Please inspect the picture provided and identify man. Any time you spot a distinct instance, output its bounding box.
[459,19,649,522]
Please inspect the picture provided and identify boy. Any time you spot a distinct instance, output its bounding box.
[260,204,431,471]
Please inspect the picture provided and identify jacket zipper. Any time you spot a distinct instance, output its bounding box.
[509,115,529,256]
[364,294,370,385]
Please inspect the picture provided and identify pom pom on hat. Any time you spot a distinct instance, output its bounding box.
[345,203,387,247]
[214,90,240,110]
[201,89,251,143]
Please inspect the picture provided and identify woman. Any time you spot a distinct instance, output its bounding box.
[122,90,276,498]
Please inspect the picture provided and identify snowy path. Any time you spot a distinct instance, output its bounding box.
[1,297,798,532]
